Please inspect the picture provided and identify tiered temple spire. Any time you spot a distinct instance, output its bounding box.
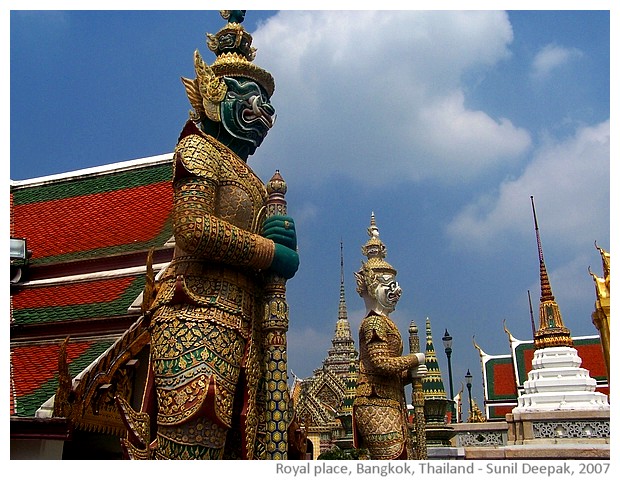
[530,196,573,349]
[322,242,358,377]
[420,318,456,443]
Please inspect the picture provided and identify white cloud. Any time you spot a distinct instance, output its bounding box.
[413,91,531,180]
[446,120,610,253]
[290,201,318,225]
[530,43,583,80]
[252,10,530,186]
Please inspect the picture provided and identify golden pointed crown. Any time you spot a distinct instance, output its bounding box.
[361,212,396,275]
[181,10,275,122]
[356,213,397,296]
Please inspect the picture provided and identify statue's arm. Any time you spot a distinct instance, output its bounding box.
[361,317,422,375]
[171,136,274,271]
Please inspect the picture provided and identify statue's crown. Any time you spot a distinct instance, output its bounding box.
[182,11,275,122]
[207,10,275,97]
[361,212,396,275]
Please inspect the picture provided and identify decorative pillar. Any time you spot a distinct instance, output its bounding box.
[262,170,290,459]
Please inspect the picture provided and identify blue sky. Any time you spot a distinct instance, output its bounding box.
[9,6,613,413]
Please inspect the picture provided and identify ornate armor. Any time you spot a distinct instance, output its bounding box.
[149,122,273,459]
[354,314,419,459]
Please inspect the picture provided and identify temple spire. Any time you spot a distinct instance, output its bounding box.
[338,240,347,322]
[529,196,572,349]
[527,290,536,339]
[320,242,357,377]
[531,196,554,303]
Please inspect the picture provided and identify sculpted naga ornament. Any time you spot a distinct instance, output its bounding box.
[118,11,299,460]
[352,213,426,460]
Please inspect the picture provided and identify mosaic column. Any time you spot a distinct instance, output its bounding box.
[262,170,290,459]
[408,320,427,459]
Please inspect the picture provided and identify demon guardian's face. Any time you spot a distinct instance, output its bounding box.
[372,273,402,315]
[220,77,276,154]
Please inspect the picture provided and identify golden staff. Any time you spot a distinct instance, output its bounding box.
[408,319,427,460]
[262,170,291,459]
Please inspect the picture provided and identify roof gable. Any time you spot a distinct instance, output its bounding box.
[10,157,175,424]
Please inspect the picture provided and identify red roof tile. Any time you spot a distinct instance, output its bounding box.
[10,160,172,421]
[12,277,136,310]
[13,182,172,261]
[12,342,92,396]
[11,338,117,417]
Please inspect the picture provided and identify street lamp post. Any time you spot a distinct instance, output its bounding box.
[442,329,455,423]
[465,369,473,423]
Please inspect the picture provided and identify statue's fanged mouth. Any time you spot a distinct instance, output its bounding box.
[242,95,275,128]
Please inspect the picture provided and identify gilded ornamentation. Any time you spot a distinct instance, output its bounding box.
[590,241,610,382]
[261,170,293,459]
[408,320,427,459]
[55,314,148,439]
[352,213,426,460]
[119,11,299,460]
[530,197,573,349]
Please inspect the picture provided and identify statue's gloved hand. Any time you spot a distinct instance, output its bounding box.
[263,215,297,250]
[411,364,428,379]
[269,243,300,280]
[410,353,427,379]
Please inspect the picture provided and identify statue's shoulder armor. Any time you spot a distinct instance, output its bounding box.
[360,314,389,344]
[173,121,220,182]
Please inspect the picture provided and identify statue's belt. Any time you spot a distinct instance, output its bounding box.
[155,262,261,310]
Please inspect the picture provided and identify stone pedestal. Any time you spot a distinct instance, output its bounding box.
[506,409,610,446]
[424,398,456,448]
[449,419,610,460]
[503,409,610,459]
[499,345,611,459]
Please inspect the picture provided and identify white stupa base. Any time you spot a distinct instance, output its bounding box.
[513,346,609,414]
[514,391,610,412]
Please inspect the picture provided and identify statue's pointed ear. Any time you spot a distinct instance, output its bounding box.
[194,49,227,122]
[354,270,366,295]
[181,76,203,119]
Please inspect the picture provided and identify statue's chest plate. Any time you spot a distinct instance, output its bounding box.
[216,157,266,233]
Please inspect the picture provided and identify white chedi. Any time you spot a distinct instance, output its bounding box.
[514,346,609,412]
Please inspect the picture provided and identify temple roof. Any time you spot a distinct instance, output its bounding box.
[10,155,175,425]
[10,337,117,417]
[475,329,608,420]
[12,275,146,327]
[11,155,173,266]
